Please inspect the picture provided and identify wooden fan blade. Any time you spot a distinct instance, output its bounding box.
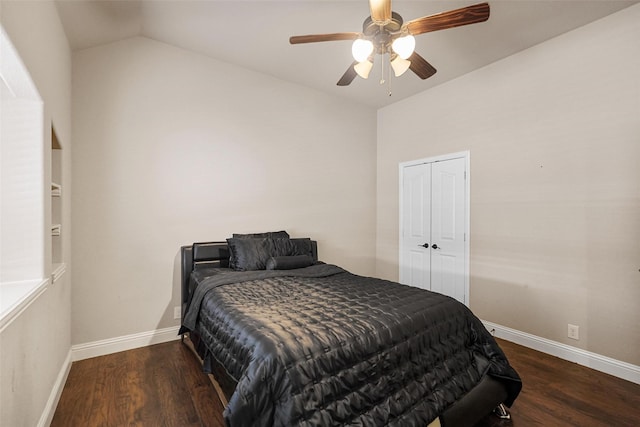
[337,61,359,86]
[406,2,490,36]
[369,0,392,25]
[408,52,437,80]
[289,32,360,44]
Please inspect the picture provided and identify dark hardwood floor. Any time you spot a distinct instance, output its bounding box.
[477,340,640,427]
[51,339,225,427]
[51,338,640,426]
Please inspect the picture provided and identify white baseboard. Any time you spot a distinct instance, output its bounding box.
[38,348,72,427]
[71,326,181,361]
[482,320,640,385]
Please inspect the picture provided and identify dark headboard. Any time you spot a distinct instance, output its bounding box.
[180,239,318,310]
[181,241,227,308]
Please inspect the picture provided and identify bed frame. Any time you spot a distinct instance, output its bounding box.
[180,240,511,427]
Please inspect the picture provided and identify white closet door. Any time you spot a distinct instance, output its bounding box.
[430,158,466,303]
[400,163,431,290]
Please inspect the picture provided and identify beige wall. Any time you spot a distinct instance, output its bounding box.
[71,36,377,345]
[2,7,636,424]
[0,1,72,425]
[376,5,640,365]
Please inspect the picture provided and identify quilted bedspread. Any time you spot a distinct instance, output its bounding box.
[182,264,521,426]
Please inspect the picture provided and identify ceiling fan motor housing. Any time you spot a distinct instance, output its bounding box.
[363,12,405,53]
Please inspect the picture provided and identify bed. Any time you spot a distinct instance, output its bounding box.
[179,233,521,427]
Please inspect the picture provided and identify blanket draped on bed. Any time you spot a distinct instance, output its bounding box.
[182,264,521,427]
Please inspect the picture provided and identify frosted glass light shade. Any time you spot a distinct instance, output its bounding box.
[354,60,373,79]
[352,39,374,62]
[391,35,415,60]
[390,56,411,77]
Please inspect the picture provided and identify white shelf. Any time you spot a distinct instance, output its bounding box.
[51,182,61,197]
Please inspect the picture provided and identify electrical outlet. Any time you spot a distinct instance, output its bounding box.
[568,324,579,340]
[174,306,181,320]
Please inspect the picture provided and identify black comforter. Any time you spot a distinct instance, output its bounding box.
[182,264,521,426]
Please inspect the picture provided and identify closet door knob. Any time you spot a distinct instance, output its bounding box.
[420,243,430,248]
[432,244,440,249]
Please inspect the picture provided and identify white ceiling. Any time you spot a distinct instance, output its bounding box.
[55,0,638,108]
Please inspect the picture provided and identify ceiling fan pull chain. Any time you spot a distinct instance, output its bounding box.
[379,24,386,85]
[387,55,393,96]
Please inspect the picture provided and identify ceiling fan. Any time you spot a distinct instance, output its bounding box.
[289,1,490,86]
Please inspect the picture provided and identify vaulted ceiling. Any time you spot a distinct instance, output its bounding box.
[55,1,638,108]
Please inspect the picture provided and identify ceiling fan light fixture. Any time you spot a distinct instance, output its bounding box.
[391,34,415,60]
[354,60,374,79]
[352,39,374,62]
[390,55,411,77]
[289,2,490,87]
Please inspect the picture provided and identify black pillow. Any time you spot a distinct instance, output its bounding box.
[270,237,296,257]
[266,255,314,270]
[290,238,314,258]
[232,231,290,239]
[227,233,314,270]
[227,238,273,271]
